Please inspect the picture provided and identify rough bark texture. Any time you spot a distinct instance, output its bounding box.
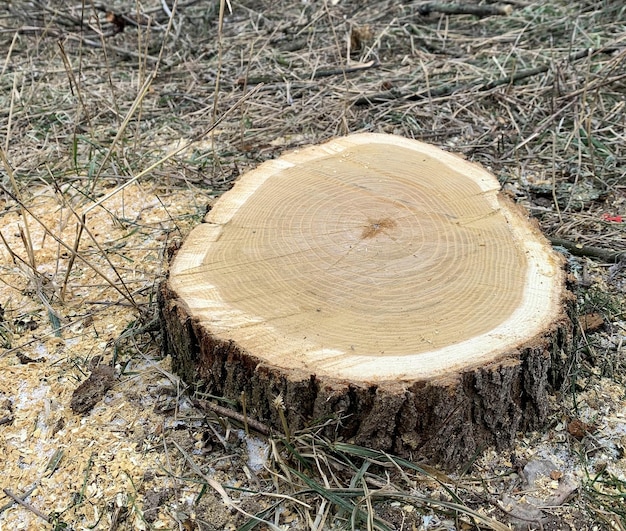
[159,280,572,467]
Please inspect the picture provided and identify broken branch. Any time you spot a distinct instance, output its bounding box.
[193,398,271,436]
[418,3,513,17]
[356,46,617,105]
[237,60,379,86]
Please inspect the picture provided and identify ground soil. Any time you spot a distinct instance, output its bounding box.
[0,1,624,530]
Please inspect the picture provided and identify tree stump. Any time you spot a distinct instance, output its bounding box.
[159,133,572,467]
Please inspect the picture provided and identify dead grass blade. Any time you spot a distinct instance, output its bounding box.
[88,72,155,193]
[84,82,263,216]
[0,147,36,270]
[1,0,625,528]
[295,438,511,531]
[0,181,138,308]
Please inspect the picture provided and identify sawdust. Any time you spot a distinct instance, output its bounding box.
[0,182,214,529]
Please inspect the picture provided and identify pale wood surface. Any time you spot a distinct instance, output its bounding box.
[169,133,564,381]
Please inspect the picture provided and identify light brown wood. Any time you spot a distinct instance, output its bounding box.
[160,133,572,466]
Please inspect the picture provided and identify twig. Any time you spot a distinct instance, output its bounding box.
[484,0,529,5]
[0,485,38,514]
[10,26,162,62]
[236,60,379,86]
[193,398,271,436]
[2,489,49,523]
[160,0,173,18]
[356,46,618,105]
[418,3,513,17]
[549,236,625,263]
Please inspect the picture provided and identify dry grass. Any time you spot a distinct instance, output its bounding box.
[0,0,625,529]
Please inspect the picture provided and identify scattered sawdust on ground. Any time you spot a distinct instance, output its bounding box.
[0,183,213,529]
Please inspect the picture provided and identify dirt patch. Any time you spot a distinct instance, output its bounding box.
[0,0,624,529]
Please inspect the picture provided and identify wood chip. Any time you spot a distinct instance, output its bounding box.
[70,365,116,415]
[567,418,596,440]
[579,312,605,332]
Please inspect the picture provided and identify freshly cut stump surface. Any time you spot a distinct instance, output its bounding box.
[160,133,572,466]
